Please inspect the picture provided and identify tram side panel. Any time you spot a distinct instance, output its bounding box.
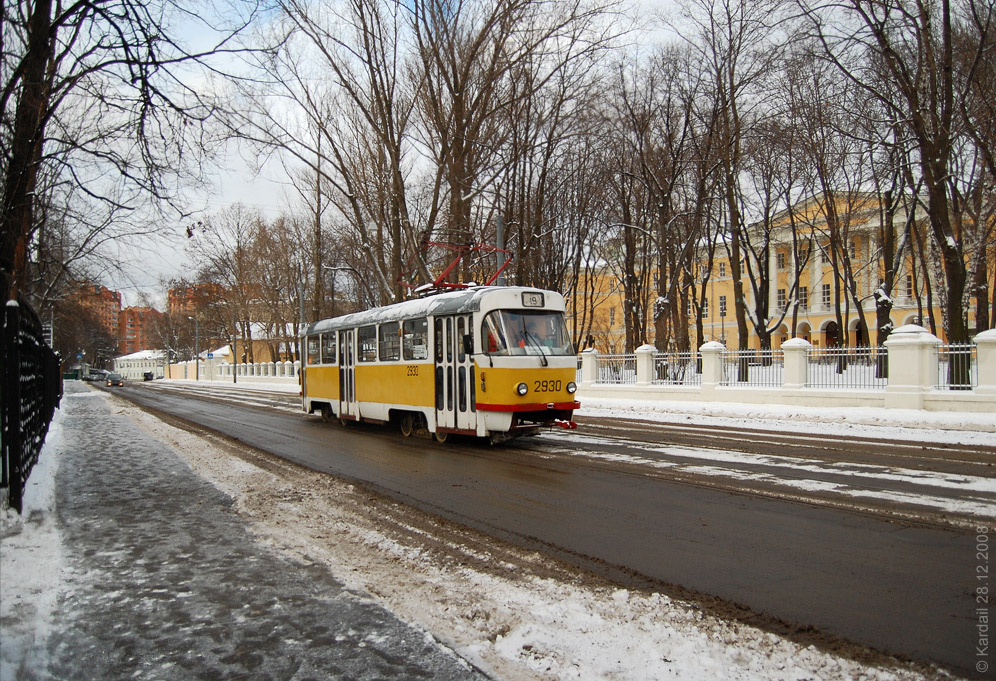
[353,362,435,424]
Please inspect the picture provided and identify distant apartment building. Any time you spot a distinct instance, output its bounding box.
[76,284,121,338]
[119,306,163,355]
[75,283,166,355]
[168,282,225,317]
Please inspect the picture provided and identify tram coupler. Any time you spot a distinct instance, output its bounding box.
[554,419,577,430]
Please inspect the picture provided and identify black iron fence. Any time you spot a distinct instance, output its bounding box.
[2,296,62,513]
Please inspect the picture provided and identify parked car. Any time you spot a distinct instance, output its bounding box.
[143,372,154,381]
[106,373,125,387]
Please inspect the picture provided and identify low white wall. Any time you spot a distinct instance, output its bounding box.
[578,327,996,413]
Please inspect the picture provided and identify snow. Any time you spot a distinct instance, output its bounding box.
[575,396,996,447]
[1,404,67,679]
[2,387,983,681]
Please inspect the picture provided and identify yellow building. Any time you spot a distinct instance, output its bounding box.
[576,193,993,351]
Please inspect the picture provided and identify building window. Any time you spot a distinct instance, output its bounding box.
[776,252,786,270]
[609,308,616,326]
[719,295,727,318]
[719,262,727,278]
[822,284,831,307]
[906,274,914,298]
[777,289,786,309]
[799,286,808,310]
[701,299,709,318]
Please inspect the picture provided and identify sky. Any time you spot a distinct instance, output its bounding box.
[105,0,686,310]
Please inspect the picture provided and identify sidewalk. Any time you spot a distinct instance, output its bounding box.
[1,382,489,681]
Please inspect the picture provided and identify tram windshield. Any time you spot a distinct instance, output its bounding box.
[482,310,574,356]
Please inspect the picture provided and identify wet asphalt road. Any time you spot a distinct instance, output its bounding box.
[36,384,488,681]
[116,382,990,678]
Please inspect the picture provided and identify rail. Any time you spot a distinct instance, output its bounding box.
[720,349,784,387]
[652,351,702,386]
[2,298,63,513]
[806,346,888,390]
[594,354,637,385]
[936,344,977,390]
[577,327,996,412]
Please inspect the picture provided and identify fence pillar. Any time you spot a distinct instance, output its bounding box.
[699,341,725,397]
[580,348,598,385]
[781,338,811,389]
[974,329,996,394]
[635,344,656,385]
[884,324,939,409]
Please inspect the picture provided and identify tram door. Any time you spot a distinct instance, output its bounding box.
[339,329,356,420]
[434,315,476,433]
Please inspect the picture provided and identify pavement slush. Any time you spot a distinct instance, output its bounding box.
[5,382,489,681]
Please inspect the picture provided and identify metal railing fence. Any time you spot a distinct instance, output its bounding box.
[595,354,637,384]
[2,296,63,513]
[652,351,702,386]
[720,349,784,386]
[936,344,977,390]
[806,346,889,390]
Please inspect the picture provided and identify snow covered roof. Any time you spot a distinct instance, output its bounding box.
[115,349,166,361]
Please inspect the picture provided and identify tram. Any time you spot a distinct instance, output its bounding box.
[301,286,579,442]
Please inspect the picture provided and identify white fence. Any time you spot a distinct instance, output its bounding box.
[165,358,300,385]
[577,326,996,413]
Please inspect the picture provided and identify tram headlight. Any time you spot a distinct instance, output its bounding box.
[516,382,529,396]
[566,381,577,394]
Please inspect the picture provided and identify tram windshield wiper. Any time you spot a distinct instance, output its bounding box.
[522,324,549,367]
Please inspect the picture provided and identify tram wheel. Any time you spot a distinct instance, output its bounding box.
[399,413,415,437]
[433,430,448,444]
[320,405,333,423]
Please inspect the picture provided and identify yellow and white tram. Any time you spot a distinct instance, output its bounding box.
[301,286,579,442]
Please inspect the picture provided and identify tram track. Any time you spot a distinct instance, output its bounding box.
[127,381,996,530]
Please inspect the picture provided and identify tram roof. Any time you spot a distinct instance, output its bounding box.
[304,286,559,336]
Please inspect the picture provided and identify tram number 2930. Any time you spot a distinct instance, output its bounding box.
[533,379,562,393]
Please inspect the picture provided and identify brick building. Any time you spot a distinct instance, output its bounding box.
[119,306,164,355]
[76,284,121,338]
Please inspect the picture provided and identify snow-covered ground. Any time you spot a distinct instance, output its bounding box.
[3,385,985,680]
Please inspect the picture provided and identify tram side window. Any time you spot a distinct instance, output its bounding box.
[321,333,337,364]
[358,325,377,362]
[379,322,400,361]
[403,318,429,360]
[307,335,320,365]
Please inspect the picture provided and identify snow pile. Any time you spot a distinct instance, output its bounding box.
[577,396,996,445]
[1,406,67,680]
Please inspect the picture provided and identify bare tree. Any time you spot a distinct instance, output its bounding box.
[678,0,788,377]
[798,0,996,354]
[2,0,257,304]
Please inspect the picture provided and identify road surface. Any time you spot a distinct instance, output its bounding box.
[111,381,995,677]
